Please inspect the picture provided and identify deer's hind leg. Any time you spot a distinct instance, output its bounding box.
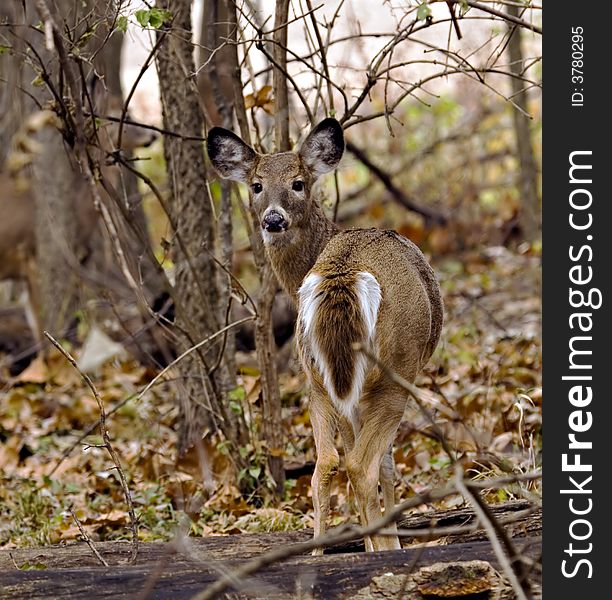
[345,384,407,552]
[379,445,400,546]
[309,387,339,556]
[339,410,377,552]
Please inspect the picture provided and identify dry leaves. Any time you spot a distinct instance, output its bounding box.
[0,246,541,547]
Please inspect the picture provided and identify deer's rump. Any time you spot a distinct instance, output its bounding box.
[296,228,443,415]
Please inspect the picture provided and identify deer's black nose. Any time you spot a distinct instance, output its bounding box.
[262,210,287,232]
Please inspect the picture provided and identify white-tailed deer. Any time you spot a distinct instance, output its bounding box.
[0,92,156,346]
[208,119,443,553]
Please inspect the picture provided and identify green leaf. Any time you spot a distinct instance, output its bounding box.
[229,386,246,413]
[417,2,432,21]
[228,386,246,402]
[217,440,231,455]
[116,15,128,34]
[18,561,47,570]
[248,466,261,480]
[148,8,172,29]
[135,9,150,28]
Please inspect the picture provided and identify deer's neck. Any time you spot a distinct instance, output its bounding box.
[265,203,340,301]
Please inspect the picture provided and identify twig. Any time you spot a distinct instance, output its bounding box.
[117,29,169,149]
[463,483,534,595]
[305,0,336,114]
[454,466,530,600]
[68,505,109,567]
[445,0,463,39]
[43,331,139,563]
[272,0,291,150]
[137,317,255,402]
[84,110,207,142]
[345,140,448,225]
[356,344,456,463]
[451,0,542,34]
[47,317,255,477]
[189,472,540,600]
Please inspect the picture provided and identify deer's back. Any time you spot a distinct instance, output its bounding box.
[312,228,442,379]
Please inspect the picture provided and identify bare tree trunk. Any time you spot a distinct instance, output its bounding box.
[31,123,81,336]
[156,0,247,456]
[273,0,290,151]
[198,1,285,494]
[197,1,235,127]
[248,0,293,496]
[507,4,540,242]
[254,262,285,495]
[198,0,238,386]
[27,0,98,338]
[0,4,25,168]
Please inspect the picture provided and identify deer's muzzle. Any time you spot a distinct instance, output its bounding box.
[262,209,288,233]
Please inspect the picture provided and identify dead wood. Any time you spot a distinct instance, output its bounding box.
[0,502,541,599]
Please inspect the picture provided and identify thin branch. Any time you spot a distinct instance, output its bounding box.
[452,0,542,34]
[272,0,291,150]
[454,466,530,600]
[137,317,255,403]
[189,472,541,600]
[44,331,139,563]
[117,29,169,149]
[346,140,448,224]
[68,505,109,567]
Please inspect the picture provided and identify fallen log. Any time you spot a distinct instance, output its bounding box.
[0,501,541,599]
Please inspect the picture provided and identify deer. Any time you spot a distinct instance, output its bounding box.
[207,118,443,553]
[0,89,157,352]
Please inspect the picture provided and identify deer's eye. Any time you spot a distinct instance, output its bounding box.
[252,182,263,194]
[292,180,304,192]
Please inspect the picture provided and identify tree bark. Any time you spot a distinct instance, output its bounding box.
[198,1,286,494]
[507,4,540,242]
[250,0,293,497]
[31,122,81,337]
[273,0,291,151]
[197,0,235,127]
[198,0,238,386]
[27,0,103,339]
[156,0,246,456]
[0,4,26,169]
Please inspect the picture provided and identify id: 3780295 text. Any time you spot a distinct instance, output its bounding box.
[571,26,584,107]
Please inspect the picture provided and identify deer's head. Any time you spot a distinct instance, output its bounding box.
[207,119,344,246]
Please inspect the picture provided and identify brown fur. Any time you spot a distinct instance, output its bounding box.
[311,271,365,399]
[313,228,442,374]
[207,119,443,553]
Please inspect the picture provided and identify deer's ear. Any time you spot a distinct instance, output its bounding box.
[299,118,344,179]
[207,128,257,182]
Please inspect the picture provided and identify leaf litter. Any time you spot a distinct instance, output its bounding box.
[0,246,541,547]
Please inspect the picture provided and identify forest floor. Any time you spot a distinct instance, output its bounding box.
[1,501,541,599]
[0,245,541,549]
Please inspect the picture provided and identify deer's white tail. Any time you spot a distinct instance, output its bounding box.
[298,271,381,418]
